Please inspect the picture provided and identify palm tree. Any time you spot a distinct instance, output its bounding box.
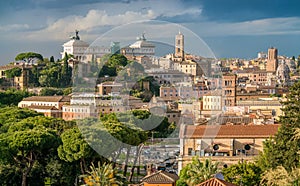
[80,162,125,186]
[185,158,219,186]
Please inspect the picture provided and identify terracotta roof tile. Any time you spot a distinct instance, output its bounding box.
[22,96,70,102]
[181,124,280,139]
[28,105,59,110]
[197,178,238,186]
[141,171,179,184]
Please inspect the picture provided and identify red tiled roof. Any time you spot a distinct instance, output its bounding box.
[197,178,238,186]
[28,105,59,110]
[181,124,280,139]
[22,96,70,102]
[141,170,179,184]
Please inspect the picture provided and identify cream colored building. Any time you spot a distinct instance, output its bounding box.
[236,98,283,120]
[61,30,111,61]
[18,96,70,118]
[202,90,222,111]
[178,124,280,172]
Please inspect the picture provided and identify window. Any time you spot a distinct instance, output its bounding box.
[188,148,193,155]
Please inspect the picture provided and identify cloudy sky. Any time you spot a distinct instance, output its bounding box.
[1,0,300,64]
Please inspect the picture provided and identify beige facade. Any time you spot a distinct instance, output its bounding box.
[18,96,70,118]
[0,64,30,90]
[237,98,283,120]
[174,60,203,77]
[202,90,222,111]
[97,81,122,96]
[178,124,280,171]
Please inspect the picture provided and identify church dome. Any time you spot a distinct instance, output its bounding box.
[276,60,290,84]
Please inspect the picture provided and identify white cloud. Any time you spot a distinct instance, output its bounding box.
[188,17,300,37]
[26,9,158,41]
[0,24,29,32]
[23,0,203,41]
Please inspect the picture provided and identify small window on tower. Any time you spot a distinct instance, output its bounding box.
[178,40,180,45]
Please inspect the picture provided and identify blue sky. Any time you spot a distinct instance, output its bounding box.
[1,0,300,64]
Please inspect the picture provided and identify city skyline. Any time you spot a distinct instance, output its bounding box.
[1,0,300,64]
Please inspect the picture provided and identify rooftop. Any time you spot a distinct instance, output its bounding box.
[197,178,238,186]
[22,96,70,102]
[181,124,280,139]
[141,170,179,184]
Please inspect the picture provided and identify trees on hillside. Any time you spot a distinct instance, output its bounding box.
[0,116,59,186]
[0,89,33,106]
[38,56,72,88]
[0,108,77,185]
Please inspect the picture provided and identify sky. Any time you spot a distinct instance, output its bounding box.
[1,0,300,64]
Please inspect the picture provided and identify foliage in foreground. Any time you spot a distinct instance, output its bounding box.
[223,161,262,186]
[177,157,219,186]
[80,162,125,186]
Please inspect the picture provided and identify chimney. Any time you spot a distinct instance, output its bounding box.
[146,163,153,176]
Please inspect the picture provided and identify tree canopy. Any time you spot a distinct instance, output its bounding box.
[177,157,220,186]
[257,81,300,171]
[222,161,262,186]
[5,67,22,78]
[15,52,43,63]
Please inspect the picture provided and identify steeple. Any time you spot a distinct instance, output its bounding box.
[175,31,184,59]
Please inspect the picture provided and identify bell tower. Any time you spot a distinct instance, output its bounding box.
[266,47,278,73]
[175,31,184,59]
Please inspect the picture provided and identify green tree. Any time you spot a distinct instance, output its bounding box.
[0,107,41,133]
[15,52,43,63]
[257,81,300,171]
[0,89,33,106]
[107,54,128,72]
[57,127,98,174]
[39,63,61,87]
[28,65,40,87]
[5,67,22,78]
[177,157,219,186]
[60,52,72,87]
[81,162,125,186]
[0,117,59,186]
[260,166,300,186]
[50,56,55,62]
[223,161,262,186]
[40,88,64,96]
